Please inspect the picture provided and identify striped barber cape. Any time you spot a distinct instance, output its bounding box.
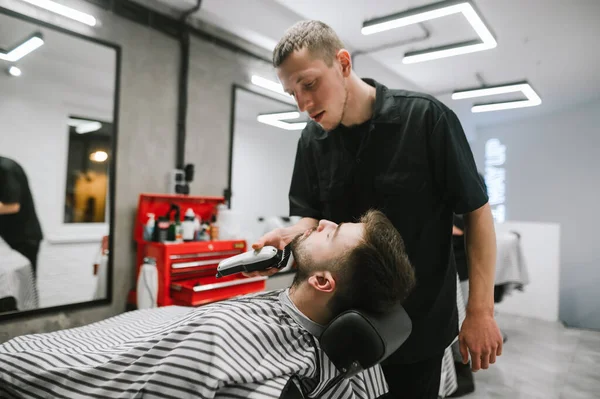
[0,289,388,399]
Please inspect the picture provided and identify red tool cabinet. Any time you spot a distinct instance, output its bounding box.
[128,193,266,308]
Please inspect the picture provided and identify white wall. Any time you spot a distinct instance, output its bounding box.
[230,106,301,245]
[0,25,114,308]
[493,222,561,323]
[472,98,600,330]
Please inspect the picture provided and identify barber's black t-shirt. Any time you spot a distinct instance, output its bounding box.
[339,120,369,156]
[0,156,43,246]
[288,79,488,364]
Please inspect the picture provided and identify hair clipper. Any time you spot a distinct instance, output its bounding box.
[216,244,294,278]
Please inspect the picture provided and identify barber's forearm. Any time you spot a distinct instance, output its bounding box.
[0,202,20,215]
[464,202,497,316]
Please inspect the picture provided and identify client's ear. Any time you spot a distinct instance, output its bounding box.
[308,271,336,294]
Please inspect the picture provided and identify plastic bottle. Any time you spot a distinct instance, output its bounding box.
[167,204,183,242]
[200,221,210,241]
[210,214,219,241]
[144,213,155,241]
[154,216,170,242]
[182,208,196,242]
[137,257,158,309]
[175,208,183,243]
[193,216,201,241]
[216,204,241,240]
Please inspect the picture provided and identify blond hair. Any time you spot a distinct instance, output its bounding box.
[273,20,345,67]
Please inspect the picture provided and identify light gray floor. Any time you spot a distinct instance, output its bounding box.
[461,312,600,399]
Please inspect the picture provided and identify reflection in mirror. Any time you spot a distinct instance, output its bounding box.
[65,116,112,224]
[0,10,117,316]
[229,87,308,246]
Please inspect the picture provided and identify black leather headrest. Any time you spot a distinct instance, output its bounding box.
[318,302,412,377]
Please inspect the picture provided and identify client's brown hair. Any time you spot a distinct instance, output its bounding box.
[328,209,416,315]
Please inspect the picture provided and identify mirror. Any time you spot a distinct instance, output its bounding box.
[227,86,308,247]
[0,9,119,318]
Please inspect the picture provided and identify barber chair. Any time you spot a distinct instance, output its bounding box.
[280,302,412,399]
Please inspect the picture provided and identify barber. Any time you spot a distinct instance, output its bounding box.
[248,20,502,398]
[0,155,43,277]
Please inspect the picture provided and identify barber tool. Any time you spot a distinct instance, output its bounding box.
[216,244,294,278]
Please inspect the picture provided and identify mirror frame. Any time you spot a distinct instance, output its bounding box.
[0,6,121,321]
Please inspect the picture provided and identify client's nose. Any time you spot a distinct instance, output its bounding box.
[317,219,337,232]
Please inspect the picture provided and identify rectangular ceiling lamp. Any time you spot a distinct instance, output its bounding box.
[0,32,44,62]
[452,82,542,113]
[251,75,293,99]
[257,112,307,131]
[20,0,97,26]
[68,118,102,134]
[361,0,496,64]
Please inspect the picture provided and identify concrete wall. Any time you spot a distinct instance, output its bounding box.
[184,34,278,197]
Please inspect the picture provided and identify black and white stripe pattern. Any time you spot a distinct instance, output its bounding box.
[0,289,387,398]
[438,274,467,398]
[0,240,39,311]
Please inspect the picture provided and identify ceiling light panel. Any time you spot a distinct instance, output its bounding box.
[257,111,307,130]
[0,33,44,62]
[8,66,22,77]
[452,82,542,113]
[19,0,97,26]
[251,75,293,99]
[362,0,496,63]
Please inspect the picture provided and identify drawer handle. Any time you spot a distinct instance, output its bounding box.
[169,250,242,260]
[172,260,220,269]
[192,276,267,292]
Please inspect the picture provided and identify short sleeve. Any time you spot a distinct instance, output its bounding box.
[0,166,21,204]
[288,136,322,219]
[428,109,488,215]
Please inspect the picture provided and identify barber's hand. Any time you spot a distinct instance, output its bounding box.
[458,310,503,372]
[242,228,289,278]
[252,228,289,251]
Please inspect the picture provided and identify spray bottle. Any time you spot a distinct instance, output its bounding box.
[182,208,196,242]
[144,213,155,241]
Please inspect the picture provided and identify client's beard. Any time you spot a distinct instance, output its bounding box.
[289,229,315,289]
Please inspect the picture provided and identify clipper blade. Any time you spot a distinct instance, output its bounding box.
[276,244,295,272]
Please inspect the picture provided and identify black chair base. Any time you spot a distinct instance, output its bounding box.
[0,296,18,314]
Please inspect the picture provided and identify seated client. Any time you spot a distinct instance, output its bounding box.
[0,209,416,399]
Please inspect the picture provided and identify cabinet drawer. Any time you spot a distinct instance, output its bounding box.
[170,250,244,275]
[170,274,267,306]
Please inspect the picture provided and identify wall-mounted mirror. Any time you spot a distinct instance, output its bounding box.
[0,8,119,319]
[227,85,308,247]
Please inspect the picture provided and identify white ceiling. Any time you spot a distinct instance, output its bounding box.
[128,0,600,130]
[271,0,600,127]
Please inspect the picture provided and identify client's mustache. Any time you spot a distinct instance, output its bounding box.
[290,227,316,250]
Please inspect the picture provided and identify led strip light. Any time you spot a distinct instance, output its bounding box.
[452,82,542,113]
[362,0,496,64]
